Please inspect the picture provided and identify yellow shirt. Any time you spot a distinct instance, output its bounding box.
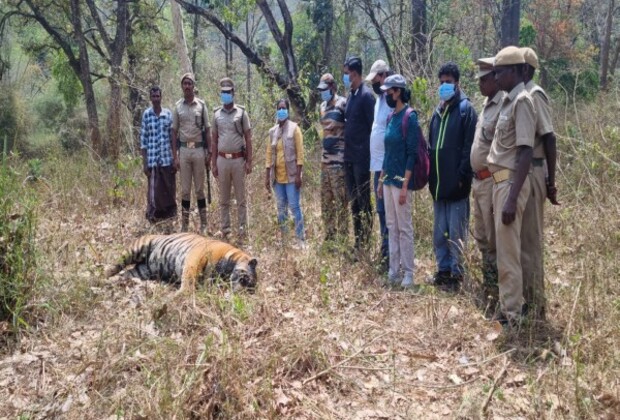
[265,124,304,184]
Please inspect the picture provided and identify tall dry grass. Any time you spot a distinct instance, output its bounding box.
[0,92,618,419]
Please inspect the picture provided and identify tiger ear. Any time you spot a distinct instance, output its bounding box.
[249,258,258,269]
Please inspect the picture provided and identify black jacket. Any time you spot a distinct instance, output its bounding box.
[343,83,375,165]
[428,91,477,201]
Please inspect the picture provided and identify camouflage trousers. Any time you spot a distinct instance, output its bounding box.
[321,164,349,242]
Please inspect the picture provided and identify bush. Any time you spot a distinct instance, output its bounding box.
[0,83,29,154]
[0,155,38,340]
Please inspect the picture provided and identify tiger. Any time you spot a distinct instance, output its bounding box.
[104,233,257,293]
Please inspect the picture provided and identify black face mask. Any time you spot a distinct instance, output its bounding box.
[385,94,397,108]
[372,82,382,95]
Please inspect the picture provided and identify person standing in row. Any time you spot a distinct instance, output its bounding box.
[211,77,253,242]
[488,46,536,325]
[343,56,375,255]
[428,62,477,291]
[140,86,178,233]
[265,99,306,249]
[520,47,560,321]
[366,59,392,270]
[470,58,503,310]
[317,73,350,245]
[171,73,210,234]
[376,74,419,290]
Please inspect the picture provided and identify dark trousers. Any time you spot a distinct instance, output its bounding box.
[345,162,373,250]
[373,171,389,260]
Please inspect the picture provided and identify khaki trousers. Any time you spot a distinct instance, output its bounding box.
[217,156,247,234]
[521,165,546,317]
[180,147,206,202]
[493,175,531,320]
[472,176,496,280]
[383,184,415,277]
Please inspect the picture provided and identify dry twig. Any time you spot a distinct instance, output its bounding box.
[480,357,509,418]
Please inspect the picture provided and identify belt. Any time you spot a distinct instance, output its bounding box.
[218,151,245,159]
[181,141,203,149]
[532,158,545,167]
[492,169,512,184]
[474,168,492,180]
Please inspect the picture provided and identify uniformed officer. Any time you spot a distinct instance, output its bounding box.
[211,78,253,240]
[520,47,560,320]
[470,57,503,312]
[487,46,536,325]
[171,73,211,234]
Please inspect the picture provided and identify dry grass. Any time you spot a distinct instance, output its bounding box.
[0,94,619,419]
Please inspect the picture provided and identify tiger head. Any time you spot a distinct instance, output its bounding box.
[230,258,258,292]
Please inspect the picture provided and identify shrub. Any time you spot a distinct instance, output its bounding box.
[0,153,38,340]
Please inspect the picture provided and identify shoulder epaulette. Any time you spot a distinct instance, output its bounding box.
[236,105,246,110]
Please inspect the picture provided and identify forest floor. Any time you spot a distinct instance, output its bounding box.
[0,135,619,419]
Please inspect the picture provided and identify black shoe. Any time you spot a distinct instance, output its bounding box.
[432,270,451,286]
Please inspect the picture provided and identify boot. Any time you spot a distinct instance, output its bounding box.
[199,207,208,235]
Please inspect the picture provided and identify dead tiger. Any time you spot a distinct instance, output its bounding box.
[104,233,257,292]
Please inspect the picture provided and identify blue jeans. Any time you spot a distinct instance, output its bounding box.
[373,171,389,259]
[274,182,305,240]
[433,197,469,275]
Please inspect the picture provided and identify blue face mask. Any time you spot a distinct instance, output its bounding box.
[320,89,333,102]
[438,83,456,101]
[221,92,233,105]
[343,74,351,90]
[276,108,288,121]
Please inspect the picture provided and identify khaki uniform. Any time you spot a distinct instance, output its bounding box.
[173,97,210,203]
[470,91,503,290]
[487,82,536,320]
[212,105,251,235]
[522,80,554,318]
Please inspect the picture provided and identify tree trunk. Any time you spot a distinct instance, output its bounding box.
[610,37,620,76]
[70,0,102,156]
[500,0,520,47]
[600,0,615,89]
[171,0,192,74]
[410,0,427,67]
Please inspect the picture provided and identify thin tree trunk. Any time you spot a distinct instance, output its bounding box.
[500,0,520,47]
[70,0,102,156]
[610,37,620,76]
[171,0,192,74]
[600,0,615,89]
[410,0,427,67]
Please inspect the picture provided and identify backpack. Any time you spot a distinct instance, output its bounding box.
[387,107,429,191]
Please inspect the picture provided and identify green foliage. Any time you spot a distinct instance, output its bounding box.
[547,58,599,101]
[520,22,537,47]
[0,156,38,336]
[50,51,81,111]
[108,155,141,202]
[0,83,28,154]
[410,77,433,119]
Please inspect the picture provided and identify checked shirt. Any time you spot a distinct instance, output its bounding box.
[140,107,174,168]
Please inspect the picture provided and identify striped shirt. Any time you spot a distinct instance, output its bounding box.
[140,107,174,168]
[319,95,347,165]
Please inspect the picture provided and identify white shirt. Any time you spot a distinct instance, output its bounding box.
[369,93,392,171]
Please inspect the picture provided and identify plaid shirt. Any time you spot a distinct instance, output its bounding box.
[140,107,173,168]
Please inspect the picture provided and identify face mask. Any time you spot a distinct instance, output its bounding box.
[320,89,333,102]
[385,94,397,108]
[372,82,383,95]
[438,83,456,101]
[343,74,351,90]
[276,109,288,121]
[221,92,233,105]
